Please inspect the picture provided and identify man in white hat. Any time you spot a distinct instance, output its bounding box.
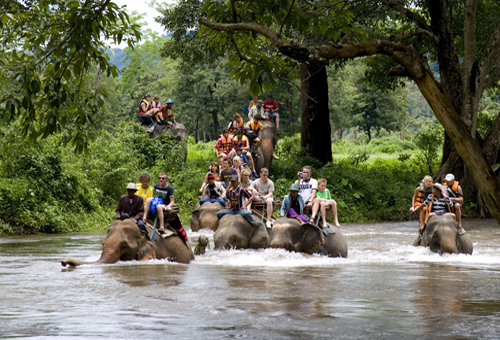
[115,182,146,231]
[443,173,464,233]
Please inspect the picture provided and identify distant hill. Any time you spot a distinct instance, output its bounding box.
[106,48,129,73]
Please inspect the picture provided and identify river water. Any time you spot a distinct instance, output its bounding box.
[1,219,500,339]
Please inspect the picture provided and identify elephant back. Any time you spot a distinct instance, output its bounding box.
[144,224,194,263]
[315,226,348,258]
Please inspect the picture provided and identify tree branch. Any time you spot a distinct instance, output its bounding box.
[380,0,433,34]
[463,0,478,95]
[278,0,295,37]
[389,29,439,45]
[230,33,259,66]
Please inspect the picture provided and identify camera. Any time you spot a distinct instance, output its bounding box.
[298,172,307,178]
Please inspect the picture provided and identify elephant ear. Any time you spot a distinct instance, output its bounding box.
[301,223,325,254]
[136,232,156,261]
[190,209,200,231]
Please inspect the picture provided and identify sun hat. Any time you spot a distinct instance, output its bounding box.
[126,182,138,191]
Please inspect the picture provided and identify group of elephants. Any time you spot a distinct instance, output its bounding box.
[61,120,473,267]
[61,204,472,267]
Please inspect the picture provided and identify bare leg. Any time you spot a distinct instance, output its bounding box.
[419,208,426,230]
[310,198,320,221]
[320,201,327,227]
[424,212,435,227]
[254,138,261,155]
[157,205,165,230]
[266,197,273,221]
[143,198,153,222]
[275,113,280,130]
[246,152,256,172]
[455,204,462,227]
[330,199,340,227]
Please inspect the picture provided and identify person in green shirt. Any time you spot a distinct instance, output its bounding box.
[310,178,340,227]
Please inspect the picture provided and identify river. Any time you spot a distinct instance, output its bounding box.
[1,219,500,339]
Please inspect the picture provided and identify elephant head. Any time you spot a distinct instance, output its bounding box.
[422,214,473,255]
[191,202,225,232]
[61,219,156,267]
[214,214,269,250]
[269,217,325,254]
[255,120,277,173]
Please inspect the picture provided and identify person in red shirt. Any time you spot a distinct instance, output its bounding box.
[263,94,280,130]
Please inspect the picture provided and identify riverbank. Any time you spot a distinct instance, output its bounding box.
[0,123,468,235]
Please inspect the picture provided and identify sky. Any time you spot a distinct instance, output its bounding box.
[112,0,171,37]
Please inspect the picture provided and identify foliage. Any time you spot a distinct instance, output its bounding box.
[0,121,185,234]
[413,124,444,174]
[0,0,141,153]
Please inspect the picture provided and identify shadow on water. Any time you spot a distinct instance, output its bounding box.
[101,263,188,288]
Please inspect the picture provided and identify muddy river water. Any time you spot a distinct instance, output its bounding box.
[1,218,500,339]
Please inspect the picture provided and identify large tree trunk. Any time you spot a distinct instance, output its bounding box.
[299,62,332,165]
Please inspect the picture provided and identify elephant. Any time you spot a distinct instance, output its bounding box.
[61,219,194,267]
[269,217,348,258]
[150,122,188,160]
[416,214,473,255]
[214,214,269,250]
[190,202,226,232]
[254,120,278,173]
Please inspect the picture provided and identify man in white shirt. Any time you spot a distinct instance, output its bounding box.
[250,167,275,228]
[295,166,318,210]
[248,100,266,120]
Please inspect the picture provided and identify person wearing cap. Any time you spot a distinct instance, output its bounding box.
[250,167,275,228]
[200,173,226,207]
[115,183,146,231]
[410,183,457,233]
[443,173,464,231]
[159,99,175,126]
[216,173,255,225]
[263,94,280,130]
[248,99,265,120]
[280,183,308,224]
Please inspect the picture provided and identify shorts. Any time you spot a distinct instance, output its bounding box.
[267,112,279,119]
[247,132,259,140]
[151,196,164,214]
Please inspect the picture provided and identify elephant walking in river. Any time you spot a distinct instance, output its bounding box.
[61,219,194,267]
[269,217,348,258]
[214,214,269,250]
[190,202,225,232]
[415,214,473,255]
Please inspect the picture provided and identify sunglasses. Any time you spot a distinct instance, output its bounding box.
[159,177,167,180]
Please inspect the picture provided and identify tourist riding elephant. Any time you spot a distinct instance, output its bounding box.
[269,217,348,258]
[151,123,188,160]
[254,120,277,173]
[61,219,194,267]
[190,202,226,232]
[214,214,269,250]
[416,214,473,255]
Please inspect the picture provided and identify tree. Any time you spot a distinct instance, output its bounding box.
[196,0,500,223]
[0,0,140,153]
[157,0,361,164]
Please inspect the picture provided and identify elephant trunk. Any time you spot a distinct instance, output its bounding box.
[440,239,459,254]
[61,247,120,267]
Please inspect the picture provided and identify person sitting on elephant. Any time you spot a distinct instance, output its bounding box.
[116,183,146,231]
[443,173,464,231]
[239,169,254,210]
[411,175,433,230]
[410,183,461,234]
[136,172,154,204]
[199,161,222,193]
[250,167,275,228]
[232,156,245,176]
[248,99,265,120]
[232,128,259,178]
[143,173,188,240]
[295,166,318,211]
[159,99,176,126]
[200,173,226,207]
[216,174,255,225]
[215,128,234,157]
[248,95,259,110]
[263,94,280,130]
[227,113,245,136]
[246,115,263,158]
[138,94,161,124]
[310,178,340,227]
[220,157,238,188]
[280,183,308,224]
[151,95,161,109]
